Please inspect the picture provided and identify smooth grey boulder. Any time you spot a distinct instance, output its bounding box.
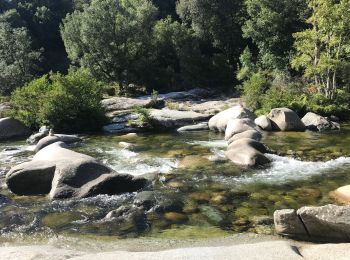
[177,122,209,132]
[225,118,257,141]
[227,138,268,154]
[225,138,270,167]
[255,115,272,131]
[35,135,82,152]
[297,204,350,242]
[33,142,146,200]
[268,108,305,131]
[227,130,262,145]
[149,109,211,129]
[302,112,339,131]
[6,160,56,195]
[274,209,308,239]
[209,105,256,132]
[0,117,31,140]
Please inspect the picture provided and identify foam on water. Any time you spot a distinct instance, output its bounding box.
[104,148,178,176]
[221,154,350,185]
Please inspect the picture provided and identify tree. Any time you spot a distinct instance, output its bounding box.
[292,0,350,99]
[242,0,308,70]
[12,0,74,73]
[0,11,42,95]
[61,0,158,89]
[176,0,246,89]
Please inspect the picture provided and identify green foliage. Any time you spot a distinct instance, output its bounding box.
[61,0,158,89]
[243,0,308,70]
[11,71,106,132]
[0,12,42,95]
[242,72,270,110]
[130,108,153,128]
[292,0,350,100]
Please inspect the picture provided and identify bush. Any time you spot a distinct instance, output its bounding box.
[242,72,270,110]
[11,71,106,133]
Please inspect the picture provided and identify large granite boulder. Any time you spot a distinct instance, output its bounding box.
[274,204,350,242]
[6,142,147,200]
[227,130,262,145]
[302,112,340,131]
[255,115,272,131]
[268,108,305,131]
[6,160,56,195]
[225,118,257,141]
[209,106,256,132]
[0,117,31,140]
[149,109,211,129]
[225,138,270,167]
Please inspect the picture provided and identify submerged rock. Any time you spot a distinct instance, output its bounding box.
[209,105,256,132]
[302,112,339,131]
[268,108,305,131]
[0,117,31,140]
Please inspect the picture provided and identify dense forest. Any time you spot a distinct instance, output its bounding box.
[1,0,350,131]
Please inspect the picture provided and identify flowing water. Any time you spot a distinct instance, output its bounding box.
[1,126,350,244]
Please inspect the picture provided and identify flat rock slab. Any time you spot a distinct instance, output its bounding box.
[102,97,156,112]
[0,241,303,260]
[150,109,211,129]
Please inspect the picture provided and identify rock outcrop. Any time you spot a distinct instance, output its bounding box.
[0,117,31,140]
[274,204,350,242]
[302,112,340,131]
[268,108,305,131]
[149,109,211,129]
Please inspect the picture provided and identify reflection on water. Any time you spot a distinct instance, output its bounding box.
[0,126,350,242]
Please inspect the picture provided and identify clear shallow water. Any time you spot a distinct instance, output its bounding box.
[1,126,350,242]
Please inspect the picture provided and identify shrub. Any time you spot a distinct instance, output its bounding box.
[11,71,106,133]
[242,72,270,110]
